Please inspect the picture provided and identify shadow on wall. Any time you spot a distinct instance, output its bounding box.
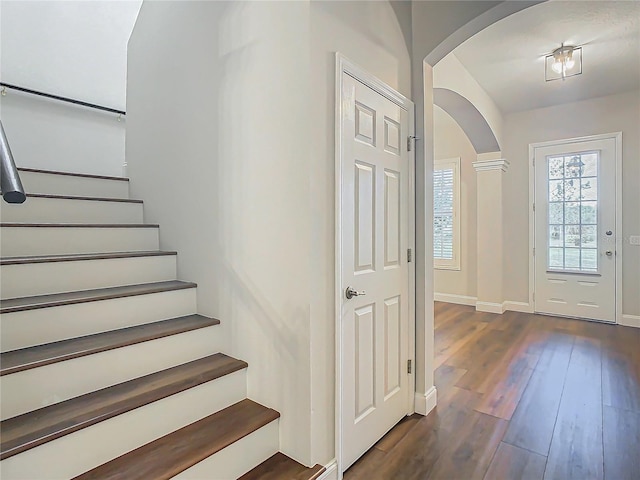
[126,0,313,463]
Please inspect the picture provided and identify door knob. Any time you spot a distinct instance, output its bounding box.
[605,250,613,257]
[606,230,613,236]
[345,287,366,299]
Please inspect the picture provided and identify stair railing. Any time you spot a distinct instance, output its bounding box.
[1,82,126,116]
[0,120,26,204]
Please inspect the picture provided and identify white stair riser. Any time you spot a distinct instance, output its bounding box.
[0,371,247,480]
[0,226,159,256]
[1,326,223,420]
[18,171,130,199]
[0,197,143,224]
[1,288,197,352]
[175,420,280,480]
[1,256,177,300]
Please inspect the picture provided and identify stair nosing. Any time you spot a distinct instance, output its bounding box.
[0,251,177,266]
[239,452,327,480]
[0,223,159,228]
[0,280,196,314]
[0,353,246,460]
[0,314,220,376]
[17,167,129,182]
[72,399,279,480]
[17,193,143,204]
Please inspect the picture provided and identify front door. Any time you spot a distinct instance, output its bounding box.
[533,136,618,322]
[340,71,411,470]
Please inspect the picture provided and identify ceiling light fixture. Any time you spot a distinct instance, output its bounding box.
[545,44,582,81]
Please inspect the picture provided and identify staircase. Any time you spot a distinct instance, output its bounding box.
[0,167,324,479]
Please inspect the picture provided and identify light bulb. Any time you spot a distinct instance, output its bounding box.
[550,45,577,76]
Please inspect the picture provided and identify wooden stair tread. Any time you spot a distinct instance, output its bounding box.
[0,314,218,376]
[0,223,158,228]
[0,280,196,313]
[239,453,326,480]
[0,251,176,265]
[17,167,129,182]
[73,399,280,480]
[21,193,142,203]
[0,353,246,460]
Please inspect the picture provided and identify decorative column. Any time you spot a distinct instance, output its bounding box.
[472,155,510,314]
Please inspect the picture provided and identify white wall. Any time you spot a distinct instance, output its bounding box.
[0,0,141,176]
[433,106,477,299]
[127,0,313,464]
[503,90,640,318]
[127,0,410,468]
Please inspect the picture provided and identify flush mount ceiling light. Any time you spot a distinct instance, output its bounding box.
[545,44,582,81]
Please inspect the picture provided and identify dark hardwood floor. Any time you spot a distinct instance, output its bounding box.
[344,302,640,480]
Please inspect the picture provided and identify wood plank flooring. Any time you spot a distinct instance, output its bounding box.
[345,303,640,480]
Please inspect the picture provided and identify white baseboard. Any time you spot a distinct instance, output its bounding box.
[414,386,437,416]
[435,295,532,314]
[475,301,505,314]
[434,293,477,306]
[502,301,533,313]
[620,314,640,328]
[318,459,338,480]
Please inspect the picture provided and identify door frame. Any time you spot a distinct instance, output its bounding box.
[528,132,623,323]
[335,52,416,477]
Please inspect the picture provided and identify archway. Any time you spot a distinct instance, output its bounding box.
[433,87,500,154]
[411,0,544,416]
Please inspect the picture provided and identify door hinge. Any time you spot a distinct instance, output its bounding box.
[533,203,535,212]
[407,136,416,152]
[533,292,535,302]
[407,359,412,374]
[533,247,535,256]
[532,158,535,167]
[407,248,412,263]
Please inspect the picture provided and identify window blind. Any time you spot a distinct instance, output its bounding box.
[433,167,454,260]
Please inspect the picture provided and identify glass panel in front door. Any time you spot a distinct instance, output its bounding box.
[547,152,599,273]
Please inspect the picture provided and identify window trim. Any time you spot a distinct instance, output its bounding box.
[434,157,461,271]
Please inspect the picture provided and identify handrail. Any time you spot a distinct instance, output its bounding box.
[0,82,126,116]
[0,120,26,204]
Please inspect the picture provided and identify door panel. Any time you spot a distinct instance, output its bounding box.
[534,137,617,322]
[341,73,410,469]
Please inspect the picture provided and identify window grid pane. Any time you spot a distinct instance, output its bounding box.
[547,153,598,272]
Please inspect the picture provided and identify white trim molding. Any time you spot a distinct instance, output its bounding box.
[621,314,640,329]
[502,301,534,313]
[434,293,477,306]
[472,158,510,172]
[318,460,338,480]
[435,295,533,313]
[476,301,505,314]
[434,157,461,271]
[414,386,437,416]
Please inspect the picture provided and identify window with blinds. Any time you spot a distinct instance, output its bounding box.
[434,158,460,270]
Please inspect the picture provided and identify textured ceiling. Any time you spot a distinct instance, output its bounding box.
[452,0,640,114]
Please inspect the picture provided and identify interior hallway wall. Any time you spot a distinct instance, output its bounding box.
[127,0,410,467]
[0,0,141,176]
[503,90,640,317]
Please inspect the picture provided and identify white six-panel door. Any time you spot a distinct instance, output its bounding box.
[340,71,411,470]
[534,136,618,322]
